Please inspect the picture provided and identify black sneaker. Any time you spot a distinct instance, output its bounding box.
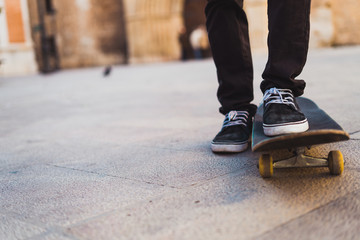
[211,110,252,153]
[262,87,309,136]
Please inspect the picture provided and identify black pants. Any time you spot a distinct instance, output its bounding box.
[205,0,311,114]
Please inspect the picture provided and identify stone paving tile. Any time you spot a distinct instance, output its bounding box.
[45,127,356,190]
[55,143,257,189]
[25,229,76,240]
[0,214,45,240]
[0,164,172,228]
[0,120,250,190]
[254,190,360,240]
[0,124,256,189]
[0,119,177,169]
[66,158,360,240]
[36,233,74,240]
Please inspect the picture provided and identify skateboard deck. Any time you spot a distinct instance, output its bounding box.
[252,97,350,177]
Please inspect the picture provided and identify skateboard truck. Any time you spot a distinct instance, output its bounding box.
[273,147,328,168]
[258,148,344,178]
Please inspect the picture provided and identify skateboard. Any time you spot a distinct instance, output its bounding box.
[252,97,350,178]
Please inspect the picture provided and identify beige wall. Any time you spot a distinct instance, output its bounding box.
[244,0,267,50]
[245,0,336,49]
[123,0,185,63]
[0,0,37,77]
[53,0,127,68]
[247,0,360,49]
[2,0,360,75]
[21,0,360,72]
[27,0,128,70]
[331,0,360,45]
[123,0,360,63]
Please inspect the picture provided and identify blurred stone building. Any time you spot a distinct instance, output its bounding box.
[1,0,360,77]
[27,0,128,73]
[0,0,37,76]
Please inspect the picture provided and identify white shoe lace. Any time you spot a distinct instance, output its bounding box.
[222,110,249,129]
[263,87,297,109]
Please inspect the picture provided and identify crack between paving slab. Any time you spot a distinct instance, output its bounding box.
[349,130,360,140]
[2,162,256,235]
[67,162,257,229]
[67,185,182,229]
[138,144,203,152]
[186,162,256,188]
[344,130,360,140]
[46,163,181,190]
[349,130,360,135]
[251,188,360,240]
[2,181,180,240]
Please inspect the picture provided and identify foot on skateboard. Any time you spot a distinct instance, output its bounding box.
[252,97,349,178]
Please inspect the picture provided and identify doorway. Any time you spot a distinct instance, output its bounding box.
[182,0,211,59]
[28,0,59,73]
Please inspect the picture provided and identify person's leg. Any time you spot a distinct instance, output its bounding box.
[205,0,256,152]
[260,0,311,136]
[261,0,311,96]
[205,0,256,115]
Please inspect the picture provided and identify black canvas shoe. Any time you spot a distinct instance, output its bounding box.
[211,110,252,153]
[262,87,309,136]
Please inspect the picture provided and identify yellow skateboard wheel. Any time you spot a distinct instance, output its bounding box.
[259,154,273,178]
[328,150,344,175]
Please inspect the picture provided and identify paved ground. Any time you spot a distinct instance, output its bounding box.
[1,46,360,240]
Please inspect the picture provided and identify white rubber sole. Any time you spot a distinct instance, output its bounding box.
[211,141,248,153]
[263,119,309,136]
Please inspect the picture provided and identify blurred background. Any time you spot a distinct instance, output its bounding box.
[0,0,359,77]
